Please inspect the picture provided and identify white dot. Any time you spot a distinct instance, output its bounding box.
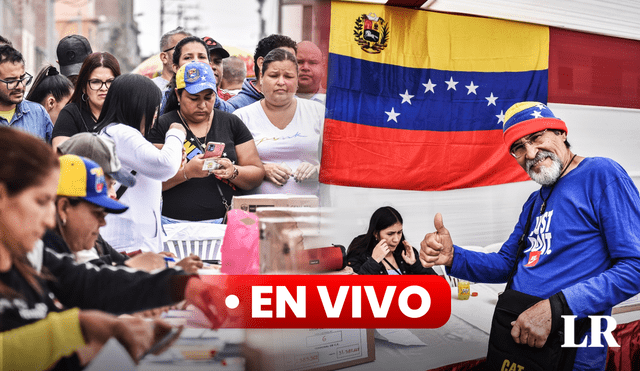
[225,295,239,309]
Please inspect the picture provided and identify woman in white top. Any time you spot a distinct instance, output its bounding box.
[233,48,324,195]
[95,74,186,253]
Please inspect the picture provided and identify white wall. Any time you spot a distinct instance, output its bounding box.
[422,0,640,42]
[319,103,640,249]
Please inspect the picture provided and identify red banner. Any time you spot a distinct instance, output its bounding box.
[199,275,451,329]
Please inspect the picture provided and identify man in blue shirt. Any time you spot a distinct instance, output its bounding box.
[420,102,640,370]
[0,45,53,142]
[228,34,298,110]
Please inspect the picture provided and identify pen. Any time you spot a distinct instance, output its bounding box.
[164,256,176,268]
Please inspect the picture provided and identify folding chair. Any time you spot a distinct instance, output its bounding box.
[161,222,226,261]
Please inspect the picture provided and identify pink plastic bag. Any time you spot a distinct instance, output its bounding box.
[221,209,260,274]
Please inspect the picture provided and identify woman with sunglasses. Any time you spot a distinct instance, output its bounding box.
[25,65,74,125]
[51,52,121,150]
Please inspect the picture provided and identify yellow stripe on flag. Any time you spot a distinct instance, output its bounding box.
[330,1,548,72]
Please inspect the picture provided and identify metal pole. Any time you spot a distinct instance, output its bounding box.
[160,0,164,39]
[47,0,57,63]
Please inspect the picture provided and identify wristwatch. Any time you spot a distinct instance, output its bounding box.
[229,166,239,180]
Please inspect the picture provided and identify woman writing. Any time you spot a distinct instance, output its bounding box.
[148,61,264,224]
[346,206,436,275]
[233,48,324,195]
[52,52,121,149]
[25,65,74,125]
[95,74,186,253]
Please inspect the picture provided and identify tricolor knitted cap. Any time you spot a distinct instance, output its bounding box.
[503,102,568,150]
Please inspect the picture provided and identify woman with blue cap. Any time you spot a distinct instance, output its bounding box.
[148,61,264,224]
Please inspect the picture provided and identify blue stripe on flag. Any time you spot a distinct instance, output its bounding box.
[325,53,548,132]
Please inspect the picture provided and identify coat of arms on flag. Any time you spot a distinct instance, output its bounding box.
[354,12,389,54]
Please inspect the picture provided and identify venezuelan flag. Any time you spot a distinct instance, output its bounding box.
[320,2,549,191]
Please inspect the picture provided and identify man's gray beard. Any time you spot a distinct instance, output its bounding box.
[525,150,563,186]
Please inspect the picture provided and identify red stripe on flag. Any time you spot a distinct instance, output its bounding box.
[320,119,530,191]
[549,27,640,109]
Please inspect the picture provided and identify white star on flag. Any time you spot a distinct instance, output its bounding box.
[531,110,543,118]
[465,81,479,95]
[485,93,498,106]
[385,107,400,123]
[496,110,505,125]
[422,79,436,93]
[399,90,414,105]
[535,103,546,110]
[445,77,458,91]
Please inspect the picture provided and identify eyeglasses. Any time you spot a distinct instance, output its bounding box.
[510,129,549,159]
[88,79,114,91]
[0,73,33,90]
[163,46,176,53]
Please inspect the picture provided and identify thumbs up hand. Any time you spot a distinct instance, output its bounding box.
[419,213,455,268]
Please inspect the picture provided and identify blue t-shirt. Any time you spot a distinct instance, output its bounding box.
[451,157,640,371]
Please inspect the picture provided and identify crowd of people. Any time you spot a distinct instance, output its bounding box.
[0,29,327,369]
[2,23,640,371]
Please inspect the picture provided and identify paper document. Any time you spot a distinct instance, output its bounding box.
[375,329,426,346]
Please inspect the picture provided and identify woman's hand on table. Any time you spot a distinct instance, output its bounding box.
[401,240,416,265]
[184,277,228,329]
[372,239,390,263]
[293,162,318,182]
[264,163,292,186]
[175,254,204,274]
[78,311,171,363]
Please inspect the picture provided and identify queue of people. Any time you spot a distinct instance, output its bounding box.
[0,31,328,369]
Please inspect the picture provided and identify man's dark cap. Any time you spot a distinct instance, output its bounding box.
[56,35,93,77]
[202,37,230,58]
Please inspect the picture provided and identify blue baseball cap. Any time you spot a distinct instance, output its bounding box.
[57,154,128,214]
[176,61,217,94]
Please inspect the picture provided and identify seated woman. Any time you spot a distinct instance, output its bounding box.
[94,74,186,253]
[233,48,324,196]
[0,127,223,369]
[25,65,74,125]
[52,52,121,149]
[346,206,436,275]
[148,61,263,224]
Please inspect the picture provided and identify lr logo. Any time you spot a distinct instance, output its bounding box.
[562,315,620,348]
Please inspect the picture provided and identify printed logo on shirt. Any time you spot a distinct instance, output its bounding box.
[184,139,203,160]
[254,132,306,147]
[524,251,541,267]
[0,298,48,320]
[523,210,554,268]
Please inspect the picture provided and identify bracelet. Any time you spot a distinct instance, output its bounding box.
[183,167,189,181]
[229,166,239,180]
